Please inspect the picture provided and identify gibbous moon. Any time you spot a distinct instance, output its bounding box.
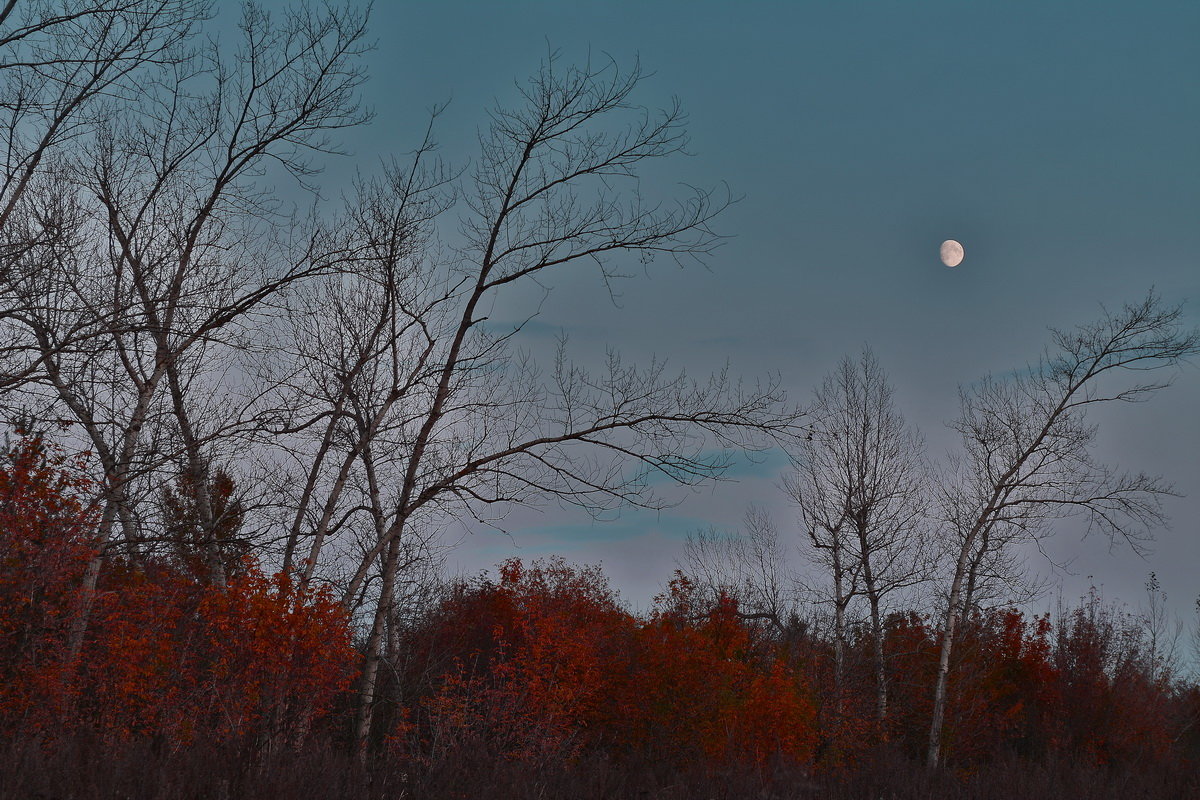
[940,239,964,267]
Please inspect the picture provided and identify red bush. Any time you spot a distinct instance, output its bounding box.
[79,562,357,750]
[414,561,817,771]
[0,435,356,751]
[0,436,97,734]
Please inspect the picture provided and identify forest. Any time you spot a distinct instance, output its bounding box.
[1,2,1198,798]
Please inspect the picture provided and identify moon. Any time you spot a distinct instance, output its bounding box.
[940,239,964,267]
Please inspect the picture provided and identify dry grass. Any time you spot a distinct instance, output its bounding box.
[3,735,1195,800]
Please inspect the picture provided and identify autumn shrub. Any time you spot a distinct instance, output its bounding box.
[405,561,817,776]
[802,623,888,769]
[0,435,97,736]
[625,574,817,767]
[416,558,633,764]
[0,434,356,753]
[3,433,1198,796]
[76,560,358,751]
[1049,591,1176,766]
[77,561,196,744]
[938,609,1060,764]
[881,599,1186,770]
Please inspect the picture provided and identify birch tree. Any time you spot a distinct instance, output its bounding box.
[785,347,930,723]
[3,7,807,750]
[926,293,1199,767]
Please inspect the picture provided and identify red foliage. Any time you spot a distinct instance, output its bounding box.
[883,612,937,738]
[887,599,1180,770]
[628,574,816,766]
[1050,592,1175,765]
[414,562,816,770]
[940,609,1060,764]
[0,436,96,734]
[79,561,357,750]
[0,436,356,752]
[3,437,1194,778]
[421,558,633,763]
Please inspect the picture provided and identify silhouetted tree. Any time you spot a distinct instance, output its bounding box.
[927,293,1199,767]
[337,52,804,749]
[786,348,931,724]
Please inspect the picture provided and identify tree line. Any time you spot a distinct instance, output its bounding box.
[2,469,1198,797]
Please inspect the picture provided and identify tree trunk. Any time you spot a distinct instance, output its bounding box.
[868,592,887,725]
[831,543,848,703]
[858,526,888,725]
[166,365,225,587]
[927,536,973,767]
[353,517,407,755]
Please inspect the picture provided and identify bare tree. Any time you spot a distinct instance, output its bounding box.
[785,347,930,723]
[258,130,455,607]
[0,1,372,662]
[1140,571,1182,686]
[936,452,1051,616]
[2,9,805,749]
[926,292,1200,767]
[681,506,799,634]
[786,439,856,701]
[0,1,205,391]
[0,0,205,226]
[331,53,806,749]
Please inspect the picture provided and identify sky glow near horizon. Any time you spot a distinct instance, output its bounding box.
[254,2,1199,629]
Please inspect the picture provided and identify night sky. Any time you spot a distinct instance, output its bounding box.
[268,3,1199,626]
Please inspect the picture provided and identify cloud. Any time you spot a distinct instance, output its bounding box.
[639,446,792,487]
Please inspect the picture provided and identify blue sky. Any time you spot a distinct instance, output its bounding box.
[258,2,1199,621]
